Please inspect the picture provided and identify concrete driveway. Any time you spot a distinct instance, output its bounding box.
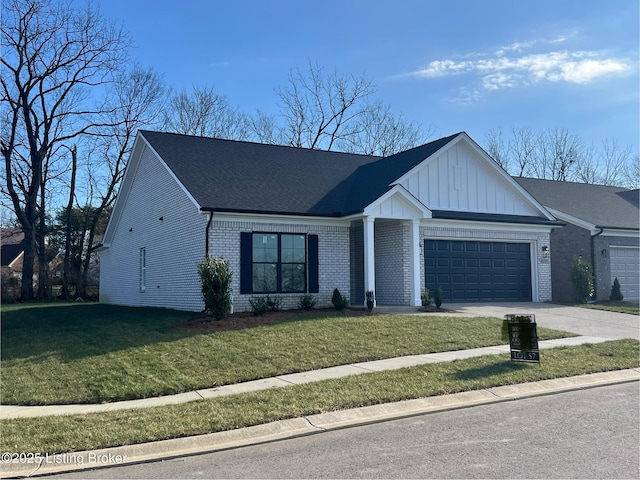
[435,303,639,340]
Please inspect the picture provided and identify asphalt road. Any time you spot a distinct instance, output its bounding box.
[56,381,639,479]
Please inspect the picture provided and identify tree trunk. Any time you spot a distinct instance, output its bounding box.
[62,147,77,300]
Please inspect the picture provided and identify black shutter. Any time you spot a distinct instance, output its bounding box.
[240,232,253,294]
[308,234,319,293]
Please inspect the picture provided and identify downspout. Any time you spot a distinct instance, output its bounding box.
[205,211,213,257]
[591,227,604,300]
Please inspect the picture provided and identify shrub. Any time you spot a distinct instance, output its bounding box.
[365,290,375,312]
[266,295,282,312]
[433,287,444,309]
[298,294,316,310]
[249,297,269,316]
[421,288,432,307]
[610,277,624,301]
[331,288,349,311]
[197,256,232,321]
[570,255,594,303]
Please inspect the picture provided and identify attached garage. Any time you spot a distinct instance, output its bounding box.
[425,239,532,302]
[609,247,640,301]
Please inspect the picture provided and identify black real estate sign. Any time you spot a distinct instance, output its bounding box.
[505,314,540,363]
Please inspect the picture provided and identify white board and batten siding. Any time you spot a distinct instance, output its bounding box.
[99,143,207,311]
[398,141,541,217]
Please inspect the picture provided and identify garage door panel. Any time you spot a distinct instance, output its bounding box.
[425,239,532,302]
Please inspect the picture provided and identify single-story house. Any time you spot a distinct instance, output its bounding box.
[98,130,562,312]
[514,178,639,302]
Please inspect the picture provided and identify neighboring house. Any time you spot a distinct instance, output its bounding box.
[98,130,561,312]
[515,178,640,302]
[1,228,25,281]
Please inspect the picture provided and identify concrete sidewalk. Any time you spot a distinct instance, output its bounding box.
[3,368,638,478]
[0,335,612,420]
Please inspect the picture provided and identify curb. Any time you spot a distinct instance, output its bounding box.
[2,368,638,478]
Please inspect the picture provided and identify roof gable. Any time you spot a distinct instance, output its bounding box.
[395,133,553,219]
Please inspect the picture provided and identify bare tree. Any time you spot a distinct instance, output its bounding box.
[510,126,537,177]
[163,85,250,140]
[340,101,432,157]
[484,126,510,171]
[533,128,583,181]
[575,138,633,186]
[276,61,375,150]
[72,65,166,297]
[1,0,129,300]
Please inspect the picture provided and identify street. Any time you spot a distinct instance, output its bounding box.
[54,381,639,479]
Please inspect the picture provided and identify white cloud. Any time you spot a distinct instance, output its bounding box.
[412,38,631,101]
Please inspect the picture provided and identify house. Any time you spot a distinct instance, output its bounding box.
[514,178,640,302]
[1,228,67,300]
[1,228,25,280]
[98,130,561,312]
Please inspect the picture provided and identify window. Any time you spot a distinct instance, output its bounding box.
[241,232,319,295]
[252,233,306,293]
[139,247,146,292]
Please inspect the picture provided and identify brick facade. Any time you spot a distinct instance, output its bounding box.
[99,144,208,311]
[208,219,351,312]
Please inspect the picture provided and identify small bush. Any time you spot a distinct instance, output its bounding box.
[570,256,594,303]
[421,288,432,307]
[266,295,282,312]
[298,294,316,310]
[197,256,233,321]
[249,297,269,316]
[331,288,349,311]
[433,287,444,309]
[610,277,624,301]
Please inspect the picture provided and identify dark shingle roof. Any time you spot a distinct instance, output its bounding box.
[514,177,639,230]
[141,131,459,217]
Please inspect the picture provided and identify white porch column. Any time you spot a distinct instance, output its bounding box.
[363,216,376,306]
[409,219,421,306]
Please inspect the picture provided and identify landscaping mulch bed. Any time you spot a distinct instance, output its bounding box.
[175,308,377,332]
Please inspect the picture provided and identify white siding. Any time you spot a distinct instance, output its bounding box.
[401,143,539,216]
[99,145,208,311]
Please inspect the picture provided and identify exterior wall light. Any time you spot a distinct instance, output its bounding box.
[541,245,549,259]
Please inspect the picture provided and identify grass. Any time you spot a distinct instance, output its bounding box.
[1,303,576,405]
[1,339,637,454]
[579,301,640,315]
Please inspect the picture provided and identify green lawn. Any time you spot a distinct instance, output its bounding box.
[1,303,575,405]
[579,301,640,315]
[2,339,638,454]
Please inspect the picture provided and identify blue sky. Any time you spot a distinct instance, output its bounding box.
[96,0,639,154]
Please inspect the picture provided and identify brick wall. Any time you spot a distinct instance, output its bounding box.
[100,145,208,311]
[374,220,411,305]
[208,220,351,312]
[548,223,591,303]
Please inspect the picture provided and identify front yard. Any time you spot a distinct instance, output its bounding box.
[1,302,638,454]
[2,302,574,405]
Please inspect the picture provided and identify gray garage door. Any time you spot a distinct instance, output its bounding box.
[425,240,532,302]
